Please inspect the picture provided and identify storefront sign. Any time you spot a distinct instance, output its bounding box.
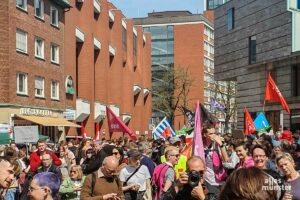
[63,110,76,120]
[14,126,39,143]
[20,108,53,117]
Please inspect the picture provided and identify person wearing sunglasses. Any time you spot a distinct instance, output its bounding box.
[27,172,60,200]
[59,165,86,200]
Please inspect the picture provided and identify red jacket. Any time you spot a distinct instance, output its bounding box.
[30,150,62,172]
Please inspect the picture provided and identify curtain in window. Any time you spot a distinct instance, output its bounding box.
[35,78,43,90]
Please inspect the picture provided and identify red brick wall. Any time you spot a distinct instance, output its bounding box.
[0,1,9,103]
[65,0,152,139]
[2,0,65,110]
[173,23,205,130]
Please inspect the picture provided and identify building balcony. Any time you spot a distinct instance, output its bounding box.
[109,45,116,56]
[143,88,150,97]
[122,113,132,124]
[94,37,101,50]
[109,105,119,117]
[76,98,90,122]
[109,10,115,22]
[133,85,142,96]
[75,28,85,43]
[94,0,100,14]
[94,102,106,123]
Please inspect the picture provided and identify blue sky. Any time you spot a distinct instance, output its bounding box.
[109,0,205,19]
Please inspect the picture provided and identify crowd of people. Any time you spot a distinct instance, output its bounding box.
[0,125,299,200]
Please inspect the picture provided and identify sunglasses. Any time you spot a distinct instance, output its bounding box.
[112,152,119,155]
[70,171,77,174]
[170,154,180,158]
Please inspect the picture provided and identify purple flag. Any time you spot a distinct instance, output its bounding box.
[192,100,205,163]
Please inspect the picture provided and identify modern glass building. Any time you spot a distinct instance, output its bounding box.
[205,0,231,10]
[143,25,174,120]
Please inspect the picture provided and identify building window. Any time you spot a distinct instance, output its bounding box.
[16,0,27,10]
[16,29,27,53]
[298,0,300,9]
[51,44,59,64]
[249,36,256,64]
[51,80,59,100]
[133,34,137,56]
[34,0,44,19]
[35,76,44,97]
[227,8,234,31]
[292,65,300,96]
[17,72,28,95]
[50,6,58,27]
[122,27,127,51]
[35,37,44,59]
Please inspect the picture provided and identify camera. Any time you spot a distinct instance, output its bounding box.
[188,171,201,188]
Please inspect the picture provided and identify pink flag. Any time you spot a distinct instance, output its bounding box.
[192,100,205,163]
[106,106,137,140]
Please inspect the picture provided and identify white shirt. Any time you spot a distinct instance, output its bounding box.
[119,165,151,192]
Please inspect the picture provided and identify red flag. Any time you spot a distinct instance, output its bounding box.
[81,122,86,139]
[106,106,137,140]
[264,72,290,114]
[244,107,256,135]
[95,123,100,141]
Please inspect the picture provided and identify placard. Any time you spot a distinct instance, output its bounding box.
[14,126,39,144]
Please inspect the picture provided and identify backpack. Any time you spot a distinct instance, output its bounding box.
[212,149,227,181]
[151,164,171,199]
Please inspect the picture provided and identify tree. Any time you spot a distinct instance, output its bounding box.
[152,67,193,124]
[213,81,237,133]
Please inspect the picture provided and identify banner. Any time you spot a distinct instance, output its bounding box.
[106,106,137,140]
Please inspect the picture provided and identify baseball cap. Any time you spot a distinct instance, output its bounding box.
[127,149,141,158]
[169,136,181,145]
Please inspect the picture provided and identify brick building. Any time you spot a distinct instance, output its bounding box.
[64,0,152,139]
[214,0,300,131]
[0,0,77,142]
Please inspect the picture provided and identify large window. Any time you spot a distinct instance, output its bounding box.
[51,80,59,100]
[35,76,44,97]
[51,44,59,64]
[34,0,44,19]
[16,0,27,10]
[249,36,256,64]
[227,8,234,31]
[298,0,300,9]
[35,37,44,59]
[16,29,27,53]
[17,72,28,95]
[292,65,300,96]
[50,6,58,27]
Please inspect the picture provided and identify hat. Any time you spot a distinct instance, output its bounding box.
[169,137,181,145]
[127,149,141,158]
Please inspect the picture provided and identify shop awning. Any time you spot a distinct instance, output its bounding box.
[16,115,80,127]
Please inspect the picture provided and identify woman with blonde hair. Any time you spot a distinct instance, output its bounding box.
[276,153,300,200]
[59,165,86,200]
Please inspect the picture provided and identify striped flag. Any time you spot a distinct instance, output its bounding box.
[152,117,175,139]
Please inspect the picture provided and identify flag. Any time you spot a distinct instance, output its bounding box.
[181,142,193,158]
[152,117,175,140]
[180,106,195,128]
[200,103,220,125]
[95,123,100,141]
[244,107,256,135]
[106,106,137,140]
[210,98,225,112]
[192,100,205,163]
[254,112,271,133]
[265,72,290,114]
[75,135,79,143]
[81,122,86,139]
